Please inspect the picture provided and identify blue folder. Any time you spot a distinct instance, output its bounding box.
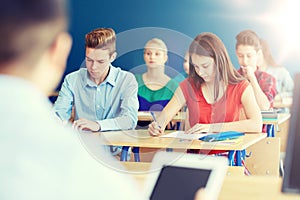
[199,131,245,142]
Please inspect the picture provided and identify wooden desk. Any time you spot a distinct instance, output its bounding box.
[117,162,300,200]
[138,111,289,127]
[121,161,245,176]
[263,113,290,125]
[220,176,300,200]
[274,97,293,109]
[263,113,290,137]
[138,111,186,122]
[98,130,266,166]
[99,130,266,151]
[138,111,290,137]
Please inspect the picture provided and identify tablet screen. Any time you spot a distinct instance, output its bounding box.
[150,165,211,200]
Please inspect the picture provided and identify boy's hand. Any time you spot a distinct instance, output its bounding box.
[73,118,100,132]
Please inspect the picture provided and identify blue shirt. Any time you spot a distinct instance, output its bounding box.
[53,66,139,131]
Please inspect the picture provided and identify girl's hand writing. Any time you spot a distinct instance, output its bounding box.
[148,121,164,136]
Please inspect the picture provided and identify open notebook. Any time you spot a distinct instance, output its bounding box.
[143,151,228,200]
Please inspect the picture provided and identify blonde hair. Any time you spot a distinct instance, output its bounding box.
[144,38,168,52]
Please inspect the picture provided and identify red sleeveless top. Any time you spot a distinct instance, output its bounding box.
[180,79,249,128]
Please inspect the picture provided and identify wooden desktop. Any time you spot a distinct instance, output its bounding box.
[120,161,300,200]
[98,130,266,151]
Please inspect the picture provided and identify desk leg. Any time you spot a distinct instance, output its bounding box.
[176,122,181,130]
[235,150,243,166]
[132,147,140,162]
[228,150,235,166]
[266,124,275,137]
[227,150,245,166]
[120,146,129,161]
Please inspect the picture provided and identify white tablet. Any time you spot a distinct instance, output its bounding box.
[144,152,228,200]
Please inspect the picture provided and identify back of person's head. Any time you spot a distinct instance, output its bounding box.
[0,0,68,67]
[144,38,168,53]
[235,30,261,51]
[189,32,243,89]
[85,28,116,56]
[259,38,279,67]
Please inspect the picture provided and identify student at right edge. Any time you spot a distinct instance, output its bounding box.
[235,30,277,110]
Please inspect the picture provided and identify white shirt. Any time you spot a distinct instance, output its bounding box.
[266,66,294,97]
[0,75,140,200]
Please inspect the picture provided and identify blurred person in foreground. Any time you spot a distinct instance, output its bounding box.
[0,0,139,199]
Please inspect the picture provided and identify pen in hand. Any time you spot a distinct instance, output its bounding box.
[150,111,161,129]
[55,112,62,121]
[55,112,68,125]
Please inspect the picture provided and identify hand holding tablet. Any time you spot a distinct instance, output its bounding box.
[144,152,228,200]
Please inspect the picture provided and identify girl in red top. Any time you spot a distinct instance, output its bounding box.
[148,32,262,136]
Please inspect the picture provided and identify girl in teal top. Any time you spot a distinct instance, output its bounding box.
[135,38,179,128]
[135,74,178,111]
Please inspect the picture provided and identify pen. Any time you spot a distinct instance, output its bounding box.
[150,111,161,129]
[55,112,63,121]
[55,112,68,125]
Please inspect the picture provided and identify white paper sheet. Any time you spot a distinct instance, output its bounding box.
[160,131,211,140]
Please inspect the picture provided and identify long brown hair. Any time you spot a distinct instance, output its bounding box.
[260,38,280,67]
[188,32,244,100]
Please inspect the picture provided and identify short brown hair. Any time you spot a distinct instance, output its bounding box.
[85,28,116,55]
[235,30,261,51]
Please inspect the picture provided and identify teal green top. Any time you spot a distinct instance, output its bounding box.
[135,74,179,111]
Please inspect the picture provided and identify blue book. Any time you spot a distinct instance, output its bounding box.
[199,131,245,142]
